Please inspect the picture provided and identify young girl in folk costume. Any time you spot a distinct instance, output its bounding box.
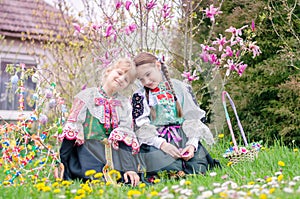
[58,58,140,186]
[132,52,220,179]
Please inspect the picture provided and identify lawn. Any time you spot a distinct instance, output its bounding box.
[0,137,299,199]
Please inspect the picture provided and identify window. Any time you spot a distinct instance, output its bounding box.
[0,61,36,111]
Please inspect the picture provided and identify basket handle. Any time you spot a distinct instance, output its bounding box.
[222,91,248,151]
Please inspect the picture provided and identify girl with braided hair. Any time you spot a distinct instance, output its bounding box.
[132,52,220,180]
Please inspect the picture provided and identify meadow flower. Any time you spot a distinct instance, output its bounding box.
[139,183,146,188]
[53,189,61,194]
[94,172,103,179]
[127,190,142,197]
[99,189,104,195]
[283,187,294,193]
[277,174,284,182]
[184,180,191,186]
[150,191,158,196]
[108,169,121,180]
[209,172,217,177]
[259,193,267,199]
[278,161,285,167]
[85,169,96,177]
[293,148,298,152]
[77,189,85,195]
[154,179,161,184]
[218,134,224,138]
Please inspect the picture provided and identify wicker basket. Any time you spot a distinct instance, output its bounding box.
[222,91,261,165]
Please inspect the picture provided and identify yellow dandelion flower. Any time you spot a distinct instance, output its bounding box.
[219,192,228,197]
[218,134,224,138]
[293,148,298,152]
[153,179,161,184]
[62,180,72,186]
[55,178,62,182]
[277,174,283,182]
[259,193,267,199]
[94,172,103,179]
[185,180,191,186]
[100,182,105,186]
[106,181,112,186]
[278,161,285,167]
[269,187,276,194]
[85,170,96,177]
[53,189,61,194]
[99,189,104,195]
[52,182,60,188]
[266,177,273,183]
[227,161,233,167]
[91,180,100,184]
[42,186,51,192]
[248,181,255,185]
[139,183,146,188]
[108,169,121,180]
[77,189,85,195]
[127,190,141,197]
[150,191,158,196]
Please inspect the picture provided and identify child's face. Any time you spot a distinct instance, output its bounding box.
[136,63,163,90]
[105,68,131,92]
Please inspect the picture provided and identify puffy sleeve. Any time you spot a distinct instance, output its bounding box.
[108,96,140,154]
[58,96,87,145]
[132,90,166,149]
[174,80,215,147]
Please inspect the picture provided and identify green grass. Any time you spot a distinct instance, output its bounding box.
[0,139,299,199]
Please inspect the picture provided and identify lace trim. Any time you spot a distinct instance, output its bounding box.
[108,130,140,154]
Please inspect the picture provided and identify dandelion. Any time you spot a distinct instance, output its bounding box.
[85,169,96,177]
[108,169,121,180]
[150,191,158,196]
[294,148,298,152]
[99,189,104,195]
[269,187,276,194]
[218,134,224,138]
[106,181,112,186]
[185,180,192,186]
[153,179,161,184]
[277,174,283,182]
[248,181,255,185]
[139,183,146,188]
[227,161,233,167]
[42,186,51,192]
[53,189,61,194]
[259,193,267,199]
[127,190,142,197]
[77,189,85,195]
[94,172,103,179]
[278,161,285,167]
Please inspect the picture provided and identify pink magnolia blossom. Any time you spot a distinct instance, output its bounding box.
[221,46,233,58]
[249,41,261,58]
[104,25,114,37]
[124,23,137,35]
[116,1,122,9]
[73,23,84,35]
[237,62,247,76]
[181,71,199,82]
[224,59,237,76]
[204,4,222,22]
[145,0,157,10]
[212,34,227,51]
[162,4,171,19]
[91,23,101,31]
[200,44,216,52]
[200,51,210,62]
[225,25,248,37]
[125,1,132,10]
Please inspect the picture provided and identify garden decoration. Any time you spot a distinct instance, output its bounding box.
[222,91,261,165]
[0,63,66,185]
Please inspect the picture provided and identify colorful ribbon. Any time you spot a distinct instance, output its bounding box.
[158,125,182,147]
[94,98,121,131]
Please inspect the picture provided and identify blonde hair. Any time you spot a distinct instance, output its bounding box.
[104,57,136,84]
[133,52,183,119]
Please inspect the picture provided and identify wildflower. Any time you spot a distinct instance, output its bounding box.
[248,181,255,185]
[278,161,285,167]
[42,186,51,192]
[150,191,158,196]
[52,182,60,188]
[219,192,228,197]
[145,0,157,10]
[94,172,103,179]
[182,71,199,82]
[115,1,122,9]
[61,180,72,186]
[251,20,255,31]
[185,180,192,186]
[277,174,283,182]
[269,187,276,194]
[77,189,85,195]
[106,181,112,186]
[218,134,224,138]
[53,189,61,194]
[125,1,132,10]
[127,190,142,197]
[294,148,298,152]
[259,193,267,199]
[108,169,121,180]
[139,183,146,188]
[99,189,104,195]
[85,169,96,177]
[227,161,233,167]
[248,41,261,58]
[153,179,161,184]
[283,187,294,193]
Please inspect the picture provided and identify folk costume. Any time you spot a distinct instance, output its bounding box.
[132,79,220,177]
[59,87,139,181]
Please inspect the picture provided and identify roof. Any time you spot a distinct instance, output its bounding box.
[0,0,72,39]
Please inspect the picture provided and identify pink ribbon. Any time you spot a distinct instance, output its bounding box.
[158,125,182,147]
[95,98,121,131]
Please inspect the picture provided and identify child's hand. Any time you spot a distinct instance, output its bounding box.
[124,171,140,187]
[181,145,195,161]
[160,142,181,159]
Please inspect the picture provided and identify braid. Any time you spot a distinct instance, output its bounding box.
[161,63,183,118]
[145,87,156,120]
